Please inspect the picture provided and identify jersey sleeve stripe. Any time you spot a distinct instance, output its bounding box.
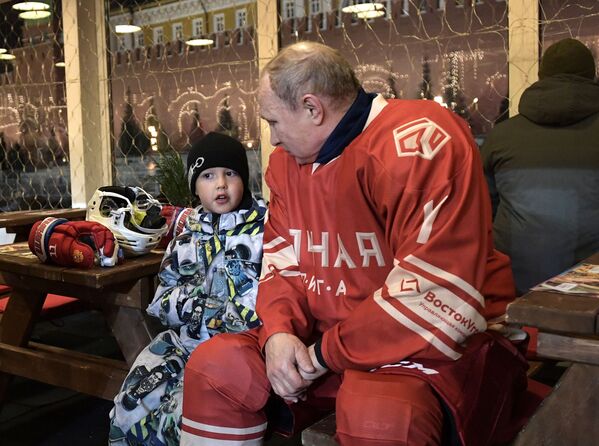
[384,263,486,341]
[399,259,485,315]
[373,288,462,360]
[380,285,463,349]
[404,254,485,307]
[261,245,299,271]
[259,243,301,283]
[262,236,286,250]
[380,284,481,346]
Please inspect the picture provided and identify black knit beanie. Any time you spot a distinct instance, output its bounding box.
[539,38,596,80]
[187,132,251,207]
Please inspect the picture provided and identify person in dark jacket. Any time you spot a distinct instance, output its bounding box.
[481,38,599,295]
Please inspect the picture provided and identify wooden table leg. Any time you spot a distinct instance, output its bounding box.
[102,305,157,366]
[512,363,599,444]
[0,288,46,404]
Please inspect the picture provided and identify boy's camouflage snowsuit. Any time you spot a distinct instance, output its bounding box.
[109,198,266,445]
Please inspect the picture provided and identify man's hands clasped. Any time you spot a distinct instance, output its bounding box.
[264,333,328,403]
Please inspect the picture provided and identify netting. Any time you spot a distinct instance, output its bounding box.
[540,1,599,54]
[108,0,261,207]
[0,0,598,211]
[280,0,509,143]
[0,1,69,210]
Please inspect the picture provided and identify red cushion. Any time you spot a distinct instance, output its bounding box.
[0,294,78,313]
[0,285,10,295]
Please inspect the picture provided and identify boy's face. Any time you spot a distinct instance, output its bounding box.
[195,167,244,214]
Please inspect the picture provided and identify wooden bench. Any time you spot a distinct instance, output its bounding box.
[0,208,86,242]
[0,242,163,405]
[302,412,336,446]
[0,294,85,322]
[0,208,89,322]
[505,253,599,443]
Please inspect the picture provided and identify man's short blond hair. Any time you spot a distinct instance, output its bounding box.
[262,41,361,111]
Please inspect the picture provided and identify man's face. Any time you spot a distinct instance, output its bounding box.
[258,76,321,164]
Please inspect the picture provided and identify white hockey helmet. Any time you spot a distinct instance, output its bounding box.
[87,186,168,256]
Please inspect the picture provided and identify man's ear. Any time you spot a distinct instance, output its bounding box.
[302,94,324,125]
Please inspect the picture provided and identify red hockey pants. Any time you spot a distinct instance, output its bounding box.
[181,329,443,445]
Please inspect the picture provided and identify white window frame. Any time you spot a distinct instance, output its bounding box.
[153,27,164,45]
[236,8,247,28]
[214,13,225,33]
[236,9,247,44]
[310,0,321,15]
[307,0,322,31]
[136,32,144,48]
[192,17,204,36]
[284,1,295,19]
[172,22,183,41]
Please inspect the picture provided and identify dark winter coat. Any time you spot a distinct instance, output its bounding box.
[481,74,599,295]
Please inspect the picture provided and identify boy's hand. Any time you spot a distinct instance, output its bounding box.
[264,333,314,403]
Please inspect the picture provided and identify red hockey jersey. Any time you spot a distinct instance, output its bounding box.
[256,96,515,374]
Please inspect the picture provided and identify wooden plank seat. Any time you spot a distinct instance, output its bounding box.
[0,242,163,405]
[0,340,128,400]
[0,293,85,321]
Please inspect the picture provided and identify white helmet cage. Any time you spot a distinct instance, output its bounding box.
[87,186,168,256]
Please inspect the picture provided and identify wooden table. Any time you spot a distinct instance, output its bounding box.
[0,242,163,403]
[0,208,87,242]
[507,252,599,445]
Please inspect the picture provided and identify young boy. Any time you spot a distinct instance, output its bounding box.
[109,132,267,446]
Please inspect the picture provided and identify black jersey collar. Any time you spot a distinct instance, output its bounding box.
[315,88,376,165]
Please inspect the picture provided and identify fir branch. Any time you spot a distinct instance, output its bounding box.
[155,148,194,207]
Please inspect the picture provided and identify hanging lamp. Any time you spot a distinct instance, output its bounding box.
[185,37,214,47]
[341,2,385,19]
[12,1,51,20]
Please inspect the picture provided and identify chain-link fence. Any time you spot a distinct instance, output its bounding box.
[108,0,261,206]
[0,0,598,211]
[0,0,69,210]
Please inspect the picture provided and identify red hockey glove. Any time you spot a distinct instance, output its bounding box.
[157,205,193,249]
[29,217,121,268]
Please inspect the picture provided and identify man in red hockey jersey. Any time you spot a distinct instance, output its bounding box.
[181,41,528,446]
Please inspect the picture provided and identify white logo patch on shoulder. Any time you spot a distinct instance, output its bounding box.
[393,118,450,160]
